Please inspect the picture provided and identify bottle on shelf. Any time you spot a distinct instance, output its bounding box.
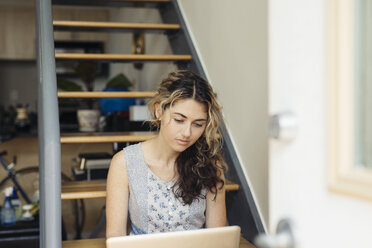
[21,204,34,221]
[1,186,16,226]
[32,177,39,204]
[11,186,22,221]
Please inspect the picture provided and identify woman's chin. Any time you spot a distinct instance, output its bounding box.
[171,143,190,153]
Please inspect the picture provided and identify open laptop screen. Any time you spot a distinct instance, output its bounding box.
[107,226,241,248]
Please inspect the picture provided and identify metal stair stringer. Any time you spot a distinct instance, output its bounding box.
[159,0,266,243]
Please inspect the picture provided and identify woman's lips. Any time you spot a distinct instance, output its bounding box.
[176,139,189,145]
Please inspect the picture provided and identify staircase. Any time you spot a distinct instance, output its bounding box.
[36,0,262,248]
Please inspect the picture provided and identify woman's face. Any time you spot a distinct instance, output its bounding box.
[157,98,208,153]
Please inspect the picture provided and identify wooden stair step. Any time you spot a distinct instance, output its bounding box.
[58,91,156,98]
[53,0,171,8]
[61,132,157,144]
[62,180,239,200]
[62,238,105,248]
[226,181,240,191]
[62,237,255,248]
[62,180,107,199]
[55,53,192,62]
[53,20,180,32]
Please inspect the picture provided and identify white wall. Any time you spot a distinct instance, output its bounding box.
[177,0,269,228]
[269,0,372,247]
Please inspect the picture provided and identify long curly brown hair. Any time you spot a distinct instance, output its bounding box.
[147,70,227,205]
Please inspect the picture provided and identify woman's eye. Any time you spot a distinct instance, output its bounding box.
[174,119,183,123]
[194,123,203,128]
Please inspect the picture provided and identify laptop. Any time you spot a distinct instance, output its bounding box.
[106,226,241,248]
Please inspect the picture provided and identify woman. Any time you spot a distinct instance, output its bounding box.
[106,70,227,238]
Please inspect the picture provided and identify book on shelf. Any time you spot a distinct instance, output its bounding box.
[78,152,112,170]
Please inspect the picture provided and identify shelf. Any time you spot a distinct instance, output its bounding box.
[55,53,192,62]
[60,131,157,144]
[54,21,180,33]
[58,91,156,98]
[62,237,255,248]
[62,180,239,200]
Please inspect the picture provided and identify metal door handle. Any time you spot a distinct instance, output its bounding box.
[269,112,298,141]
[254,219,295,248]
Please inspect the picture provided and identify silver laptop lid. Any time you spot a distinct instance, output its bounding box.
[107,226,241,248]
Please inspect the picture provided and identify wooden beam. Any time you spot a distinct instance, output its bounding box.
[53,0,171,8]
[62,238,106,248]
[58,91,156,98]
[60,132,157,144]
[62,236,255,248]
[62,180,107,199]
[53,20,180,32]
[55,53,192,62]
[62,237,255,248]
[61,180,239,200]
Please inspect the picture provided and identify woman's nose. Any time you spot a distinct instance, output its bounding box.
[182,124,191,137]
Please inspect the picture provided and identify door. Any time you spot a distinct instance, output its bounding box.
[266,0,372,248]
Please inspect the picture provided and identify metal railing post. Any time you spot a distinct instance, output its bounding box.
[35,0,62,248]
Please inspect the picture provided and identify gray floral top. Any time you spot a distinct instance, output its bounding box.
[124,143,207,235]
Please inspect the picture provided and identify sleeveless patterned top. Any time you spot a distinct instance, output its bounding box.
[124,143,207,235]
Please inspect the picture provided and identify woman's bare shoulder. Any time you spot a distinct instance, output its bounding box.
[111,150,125,164]
[108,150,127,177]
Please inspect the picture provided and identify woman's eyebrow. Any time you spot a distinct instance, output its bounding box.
[173,112,207,122]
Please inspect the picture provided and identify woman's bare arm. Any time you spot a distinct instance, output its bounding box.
[106,150,129,238]
[205,164,227,228]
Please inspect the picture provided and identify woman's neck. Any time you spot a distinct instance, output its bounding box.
[143,135,179,169]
